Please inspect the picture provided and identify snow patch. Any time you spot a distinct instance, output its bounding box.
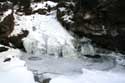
[50,68,125,83]
[0,9,12,22]
[0,49,35,83]
[31,1,57,11]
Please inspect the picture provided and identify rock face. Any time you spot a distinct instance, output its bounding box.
[0,8,14,47]
[0,2,29,51]
[9,30,29,51]
[0,13,14,38]
[0,47,8,52]
[56,0,125,54]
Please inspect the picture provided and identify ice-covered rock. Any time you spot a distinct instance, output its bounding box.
[81,43,95,55]
[12,11,75,57]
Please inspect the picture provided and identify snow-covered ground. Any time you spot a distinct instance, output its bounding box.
[50,68,125,83]
[0,48,35,83]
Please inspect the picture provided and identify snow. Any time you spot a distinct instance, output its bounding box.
[0,9,12,22]
[0,49,35,83]
[62,14,74,23]
[0,67,35,83]
[31,1,57,11]
[58,7,66,12]
[84,13,91,20]
[50,68,125,83]
[4,9,12,16]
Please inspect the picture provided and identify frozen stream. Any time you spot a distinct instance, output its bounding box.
[21,53,125,76]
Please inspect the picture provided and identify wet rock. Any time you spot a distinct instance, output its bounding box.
[0,10,14,46]
[33,9,48,15]
[33,0,43,3]
[28,56,42,61]
[9,30,29,51]
[24,7,33,15]
[0,1,13,12]
[84,54,101,59]
[0,12,14,38]
[42,78,51,83]
[0,38,10,46]
[0,47,8,52]
[3,57,11,62]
